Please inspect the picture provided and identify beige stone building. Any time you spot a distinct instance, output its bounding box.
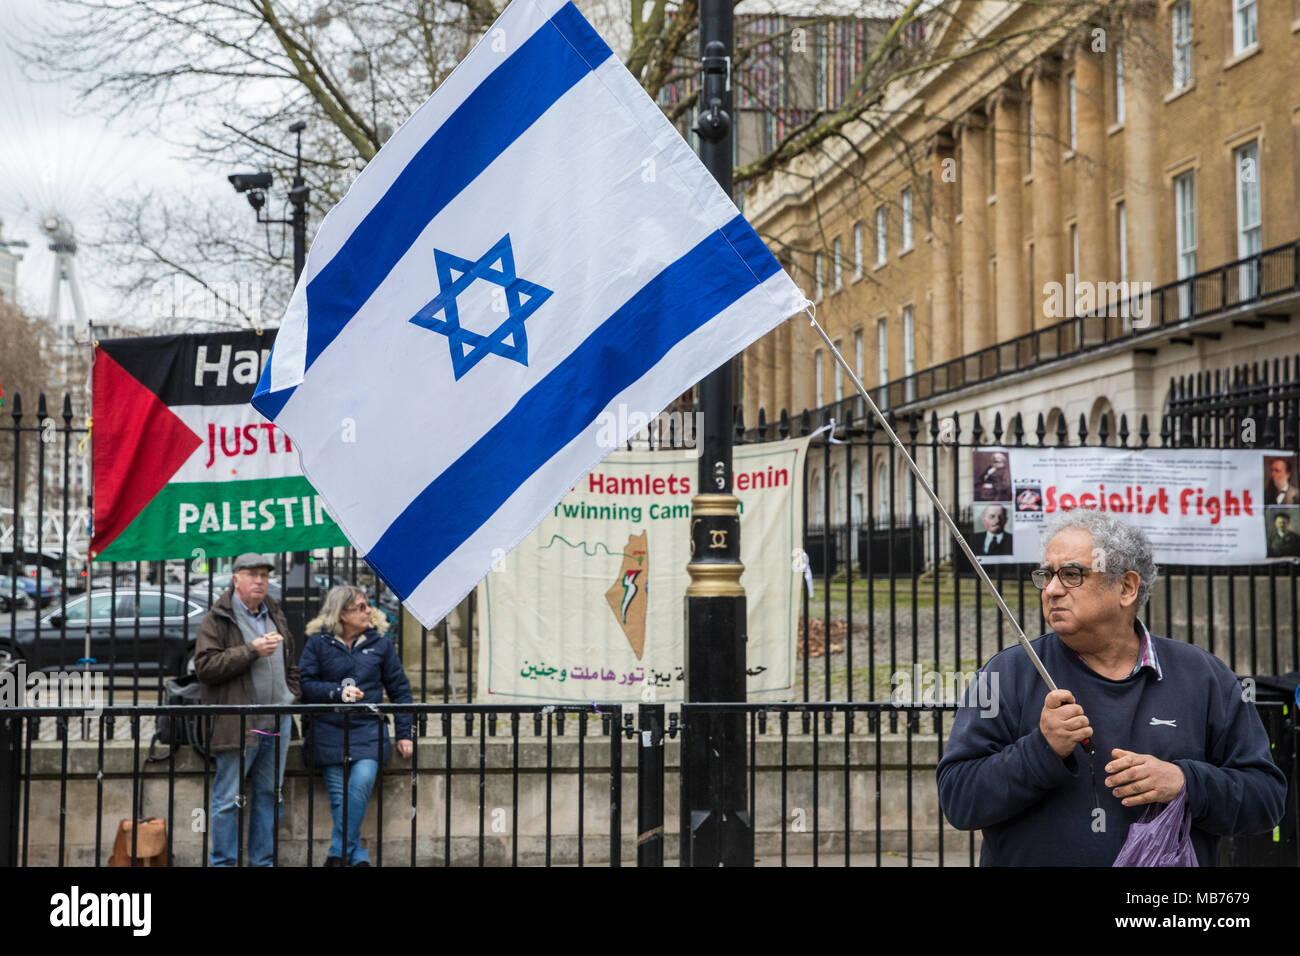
[740,0,1300,521]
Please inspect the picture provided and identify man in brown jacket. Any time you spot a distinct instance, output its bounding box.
[195,553,300,866]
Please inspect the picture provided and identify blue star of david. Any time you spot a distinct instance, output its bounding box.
[408,234,553,381]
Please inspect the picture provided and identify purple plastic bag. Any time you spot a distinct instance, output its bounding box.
[1112,785,1198,867]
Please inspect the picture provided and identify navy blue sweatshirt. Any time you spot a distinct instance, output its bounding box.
[935,628,1286,866]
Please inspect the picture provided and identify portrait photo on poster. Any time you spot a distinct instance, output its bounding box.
[970,501,1014,557]
[1264,454,1300,506]
[973,449,1012,501]
[1265,505,1300,558]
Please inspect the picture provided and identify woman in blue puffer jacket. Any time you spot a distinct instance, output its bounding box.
[299,585,413,867]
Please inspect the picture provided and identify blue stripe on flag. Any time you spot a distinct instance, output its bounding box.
[300,2,611,379]
[548,0,615,68]
[251,361,293,420]
[368,214,783,598]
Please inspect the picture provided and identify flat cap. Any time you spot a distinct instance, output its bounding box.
[232,552,275,572]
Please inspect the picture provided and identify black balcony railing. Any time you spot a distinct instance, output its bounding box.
[859,239,1300,412]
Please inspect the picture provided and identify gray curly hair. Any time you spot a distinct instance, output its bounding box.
[305,584,390,637]
[1040,510,1159,609]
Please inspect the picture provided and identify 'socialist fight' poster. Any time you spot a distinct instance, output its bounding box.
[968,446,1300,565]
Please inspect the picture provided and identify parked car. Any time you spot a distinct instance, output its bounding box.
[86,571,139,592]
[6,589,209,675]
[15,572,60,608]
[0,576,32,612]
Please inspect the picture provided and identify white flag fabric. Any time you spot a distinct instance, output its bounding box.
[252,0,803,627]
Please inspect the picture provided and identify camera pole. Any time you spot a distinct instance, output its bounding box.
[286,121,310,646]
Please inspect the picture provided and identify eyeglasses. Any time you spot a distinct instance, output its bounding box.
[345,602,370,612]
[1030,566,1093,589]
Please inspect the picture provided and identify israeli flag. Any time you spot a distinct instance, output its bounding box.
[253,0,803,627]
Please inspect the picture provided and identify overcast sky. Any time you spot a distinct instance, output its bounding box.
[0,0,207,325]
[0,0,916,327]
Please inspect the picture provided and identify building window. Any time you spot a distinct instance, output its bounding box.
[1114,43,1125,124]
[903,306,916,401]
[1172,0,1193,91]
[851,463,864,526]
[1069,223,1079,316]
[1174,170,1197,317]
[1027,242,1035,321]
[901,18,925,49]
[832,236,843,291]
[833,339,844,401]
[1067,72,1077,150]
[988,124,996,193]
[815,349,824,406]
[954,140,963,213]
[1117,201,1128,285]
[854,329,864,380]
[1236,140,1261,298]
[901,187,914,251]
[1026,95,1035,174]
[875,206,887,265]
[876,318,888,406]
[853,222,864,279]
[814,251,824,301]
[1233,0,1258,55]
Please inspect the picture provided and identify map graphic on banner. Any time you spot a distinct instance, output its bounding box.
[478,436,810,701]
[968,446,1300,565]
[91,331,347,562]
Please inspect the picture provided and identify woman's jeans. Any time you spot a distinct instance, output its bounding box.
[209,715,293,867]
[321,759,379,865]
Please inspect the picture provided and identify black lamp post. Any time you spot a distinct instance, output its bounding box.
[681,0,753,867]
[227,120,310,284]
[228,120,311,638]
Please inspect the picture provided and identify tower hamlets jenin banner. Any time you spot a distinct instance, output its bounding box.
[477,436,810,701]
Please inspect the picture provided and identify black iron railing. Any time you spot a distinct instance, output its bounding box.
[866,239,1300,411]
[1,701,621,868]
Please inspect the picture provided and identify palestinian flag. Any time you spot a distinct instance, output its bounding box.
[91,330,348,561]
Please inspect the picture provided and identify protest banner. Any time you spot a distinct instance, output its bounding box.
[477,435,810,701]
[91,331,347,561]
[969,446,1299,564]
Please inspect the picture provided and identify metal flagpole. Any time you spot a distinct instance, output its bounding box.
[805,308,1091,751]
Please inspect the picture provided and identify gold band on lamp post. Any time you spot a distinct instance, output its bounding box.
[686,493,744,596]
[685,562,746,596]
[690,494,741,516]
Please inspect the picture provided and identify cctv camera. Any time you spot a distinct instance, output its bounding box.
[227,172,274,193]
[288,120,306,134]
